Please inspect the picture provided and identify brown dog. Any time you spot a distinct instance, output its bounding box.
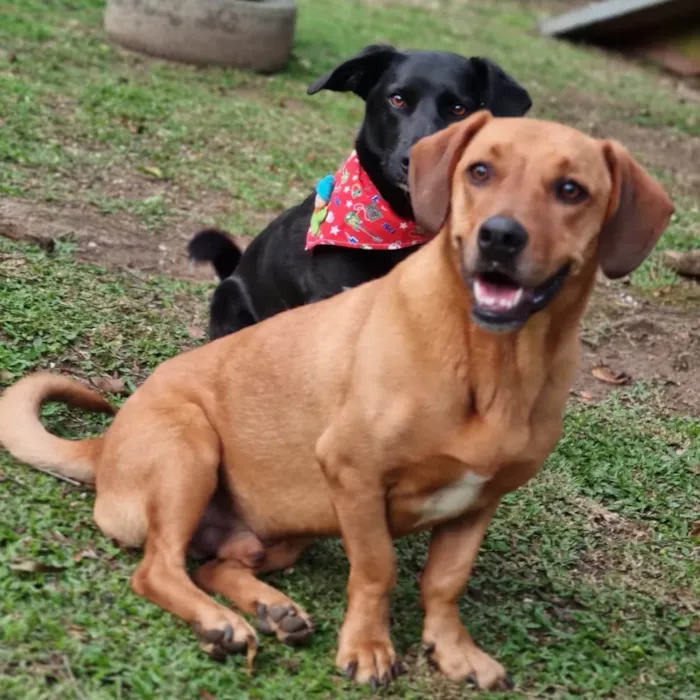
[0,113,672,691]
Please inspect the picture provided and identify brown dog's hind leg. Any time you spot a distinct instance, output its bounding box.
[420,499,511,691]
[128,408,257,660]
[194,538,314,646]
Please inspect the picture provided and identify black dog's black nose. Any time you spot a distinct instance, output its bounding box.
[400,156,410,172]
[478,216,528,261]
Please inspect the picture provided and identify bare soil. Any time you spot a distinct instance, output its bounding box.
[0,196,251,282]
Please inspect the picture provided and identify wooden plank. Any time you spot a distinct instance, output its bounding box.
[540,0,699,42]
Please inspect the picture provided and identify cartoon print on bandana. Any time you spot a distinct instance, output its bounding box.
[305,151,434,251]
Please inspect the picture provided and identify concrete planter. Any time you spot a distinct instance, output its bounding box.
[105,0,297,74]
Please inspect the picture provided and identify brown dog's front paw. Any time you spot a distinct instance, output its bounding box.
[192,613,257,661]
[424,636,510,691]
[255,602,314,645]
[336,636,402,688]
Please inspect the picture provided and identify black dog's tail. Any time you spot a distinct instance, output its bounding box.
[188,229,243,280]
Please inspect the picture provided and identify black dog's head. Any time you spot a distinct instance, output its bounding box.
[307,44,532,218]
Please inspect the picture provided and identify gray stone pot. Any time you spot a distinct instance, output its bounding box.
[105,0,297,74]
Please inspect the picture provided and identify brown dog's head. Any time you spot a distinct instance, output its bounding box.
[409,112,674,332]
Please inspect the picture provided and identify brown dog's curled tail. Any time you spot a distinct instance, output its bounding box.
[0,373,115,484]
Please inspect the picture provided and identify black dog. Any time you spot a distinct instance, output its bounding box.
[189,44,532,339]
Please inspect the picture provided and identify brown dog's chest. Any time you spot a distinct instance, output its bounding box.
[386,389,562,535]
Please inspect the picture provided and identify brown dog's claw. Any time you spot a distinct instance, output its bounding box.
[192,620,250,660]
[345,660,358,679]
[466,672,479,688]
[422,642,436,655]
[369,676,378,692]
[503,673,514,689]
[381,671,391,688]
[391,660,405,678]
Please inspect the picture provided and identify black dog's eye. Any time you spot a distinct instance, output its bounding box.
[453,104,467,117]
[555,178,588,204]
[389,93,406,109]
[467,162,491,184]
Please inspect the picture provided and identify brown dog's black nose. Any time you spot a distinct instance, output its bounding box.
[478,216,528,261]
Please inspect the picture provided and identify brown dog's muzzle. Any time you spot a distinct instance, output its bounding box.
[464,215,570,333]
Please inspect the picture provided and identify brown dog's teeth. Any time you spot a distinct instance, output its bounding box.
[345,660,358,679]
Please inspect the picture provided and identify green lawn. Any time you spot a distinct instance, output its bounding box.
[1,0,699,698]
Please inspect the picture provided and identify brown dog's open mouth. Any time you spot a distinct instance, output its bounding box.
[468,266,569,332]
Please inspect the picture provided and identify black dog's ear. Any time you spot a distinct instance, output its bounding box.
[471,57,532,117]
[307,44,400,100]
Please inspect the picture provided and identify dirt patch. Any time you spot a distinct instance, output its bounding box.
[0,196,257,281]
[575,282,700,416]
[573,497,650,541]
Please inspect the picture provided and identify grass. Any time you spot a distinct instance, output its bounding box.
[1,0,699,698]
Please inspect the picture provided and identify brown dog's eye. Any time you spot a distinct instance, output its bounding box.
[453,104,467,117]
[467,162,491,184]
[389,94,406,109]
[556,179,588,204]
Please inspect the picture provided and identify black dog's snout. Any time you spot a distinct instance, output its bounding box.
[477,216,528,261]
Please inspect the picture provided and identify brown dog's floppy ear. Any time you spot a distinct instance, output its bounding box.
[408,110,492,234]
[598,141,674,279]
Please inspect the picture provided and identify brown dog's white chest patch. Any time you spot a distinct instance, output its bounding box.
[416,471,490,527]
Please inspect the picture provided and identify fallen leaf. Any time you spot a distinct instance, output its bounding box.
[73,549,99,563]
[68,624,86,640]
[280,658,300,674]
[579,391,593,402]
[10,560,65,574]
[591,365,631,386]
[89,376,126,395]
[187,325,206,340]
[246,638,258,675]
[0,370,13,383]
[200,691,217,700]
[690,521,700,539]
[138,165,165,179]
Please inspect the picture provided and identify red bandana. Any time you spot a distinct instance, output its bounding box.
[305,151,432,251]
